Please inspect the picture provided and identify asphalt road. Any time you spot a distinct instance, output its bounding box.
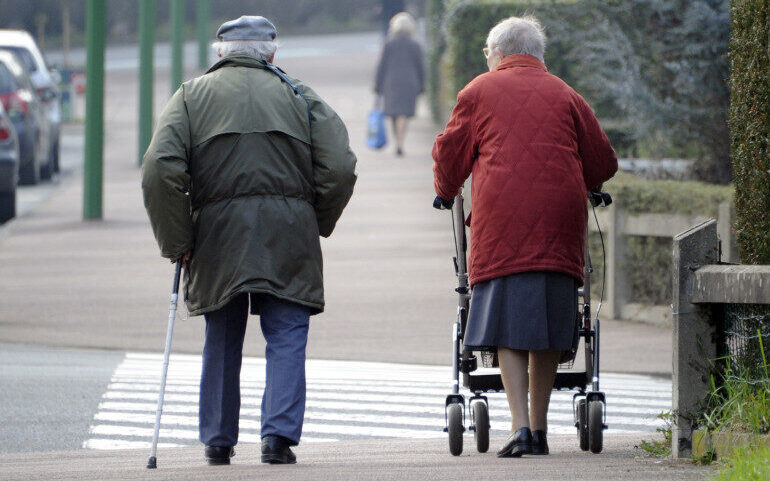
[11,125,83,221]
[0,343,122,453]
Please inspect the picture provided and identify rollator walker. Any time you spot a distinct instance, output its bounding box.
[433,189,612,456]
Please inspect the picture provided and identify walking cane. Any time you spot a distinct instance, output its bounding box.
[146,260,183,469]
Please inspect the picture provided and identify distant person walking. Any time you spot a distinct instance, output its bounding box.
[433,16,617,457]
[141,16,357,466]
[375,12,424,156]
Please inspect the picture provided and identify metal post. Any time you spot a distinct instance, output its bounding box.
[196,0,210,70]
[62,0,71,69]
[83,0,105,220]
[170,0,185,93]
[138,0,155,165]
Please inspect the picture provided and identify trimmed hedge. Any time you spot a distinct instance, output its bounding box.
[606,173,733,217]
[588,174,733,305]
[729,0,770,264]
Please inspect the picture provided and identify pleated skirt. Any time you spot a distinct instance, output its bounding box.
[464,271,579,352]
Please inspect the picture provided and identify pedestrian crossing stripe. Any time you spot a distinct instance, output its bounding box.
[83,353,671,450]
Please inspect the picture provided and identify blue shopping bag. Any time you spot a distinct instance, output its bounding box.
[366,98,387,150]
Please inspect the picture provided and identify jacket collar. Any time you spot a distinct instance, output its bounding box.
[206,54,279,74]
[495,54,547,72]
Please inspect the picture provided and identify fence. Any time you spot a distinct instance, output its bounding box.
[589,201,739,324]
[670,220,770,458]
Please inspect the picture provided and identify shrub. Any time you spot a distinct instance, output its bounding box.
[426,0,447,122]
[729,0,770,264]
[588,174,733,305]
[431,0,732,181]
[439,0,631,148]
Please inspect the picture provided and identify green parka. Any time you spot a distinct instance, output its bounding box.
[141,55,357,315]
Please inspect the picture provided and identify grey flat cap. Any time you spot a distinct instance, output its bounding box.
[216,16,277,41]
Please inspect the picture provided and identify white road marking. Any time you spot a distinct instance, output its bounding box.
[84,353,671,450]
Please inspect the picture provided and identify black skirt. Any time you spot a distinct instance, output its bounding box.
[464,271,578,352]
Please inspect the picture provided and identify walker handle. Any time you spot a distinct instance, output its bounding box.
[588,190,612,208]
[433,195,454,210]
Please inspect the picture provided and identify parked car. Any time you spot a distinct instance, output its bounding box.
[0,101,19,223]
[0,50,49,185]
[0,30,60,174]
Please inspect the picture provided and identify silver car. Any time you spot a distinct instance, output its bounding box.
[0,101,19,223]
[0,50,49,185]
[0,30,60,174]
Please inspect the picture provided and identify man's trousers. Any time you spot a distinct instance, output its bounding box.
[198,293,311,447]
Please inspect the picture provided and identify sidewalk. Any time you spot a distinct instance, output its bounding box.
[0,435,710,481]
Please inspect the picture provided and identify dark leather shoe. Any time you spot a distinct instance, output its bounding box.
[204,445,234,465]
[532,430,549,455]
[497,427,533,457]
[261,435,297,464]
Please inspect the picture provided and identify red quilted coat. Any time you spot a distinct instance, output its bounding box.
[433,54,617,286]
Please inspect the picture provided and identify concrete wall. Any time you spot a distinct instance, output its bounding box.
[670,220,770,458]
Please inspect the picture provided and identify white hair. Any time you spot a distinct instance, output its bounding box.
[389,12,417,37]
[486,16,546,62]
[212,39,278,60]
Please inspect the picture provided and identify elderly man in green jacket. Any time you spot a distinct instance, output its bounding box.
[141,16,357,466]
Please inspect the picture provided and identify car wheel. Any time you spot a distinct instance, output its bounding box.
[0,190,15,223]
[52,138,60,173]
[40,150,54,181]
[19,157,40,185]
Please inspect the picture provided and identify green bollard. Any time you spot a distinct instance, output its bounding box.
[138,0,155,166]
[83,0,105,220]
[197,0,210,71]
[170,0,185,93]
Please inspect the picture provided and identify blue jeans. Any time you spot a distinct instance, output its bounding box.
[199,293,310,447]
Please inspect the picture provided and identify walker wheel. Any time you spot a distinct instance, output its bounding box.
[471,400,489,453]
[447,403,464,456]
[588,400,604,454]
[577,398,589,451]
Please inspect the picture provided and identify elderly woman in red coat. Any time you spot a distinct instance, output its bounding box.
[433,16,617,457]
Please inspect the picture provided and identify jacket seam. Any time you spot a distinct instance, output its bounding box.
[193,192,314,209]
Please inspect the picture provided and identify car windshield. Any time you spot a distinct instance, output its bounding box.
[0,46,36,72]
[0,63,18,94]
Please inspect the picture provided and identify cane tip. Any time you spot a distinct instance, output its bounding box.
[146,456,157,469]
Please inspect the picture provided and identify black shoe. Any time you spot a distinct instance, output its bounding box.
[531,430,549,455]
[497,427,533,457]
[261,435,297,464]
[204,445,234,465]
[396,147,404,157]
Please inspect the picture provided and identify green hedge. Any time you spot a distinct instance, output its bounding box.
[426,0,447,122]
[435,0,633,152]
[730,0,770,264]
[588,174,733,305]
